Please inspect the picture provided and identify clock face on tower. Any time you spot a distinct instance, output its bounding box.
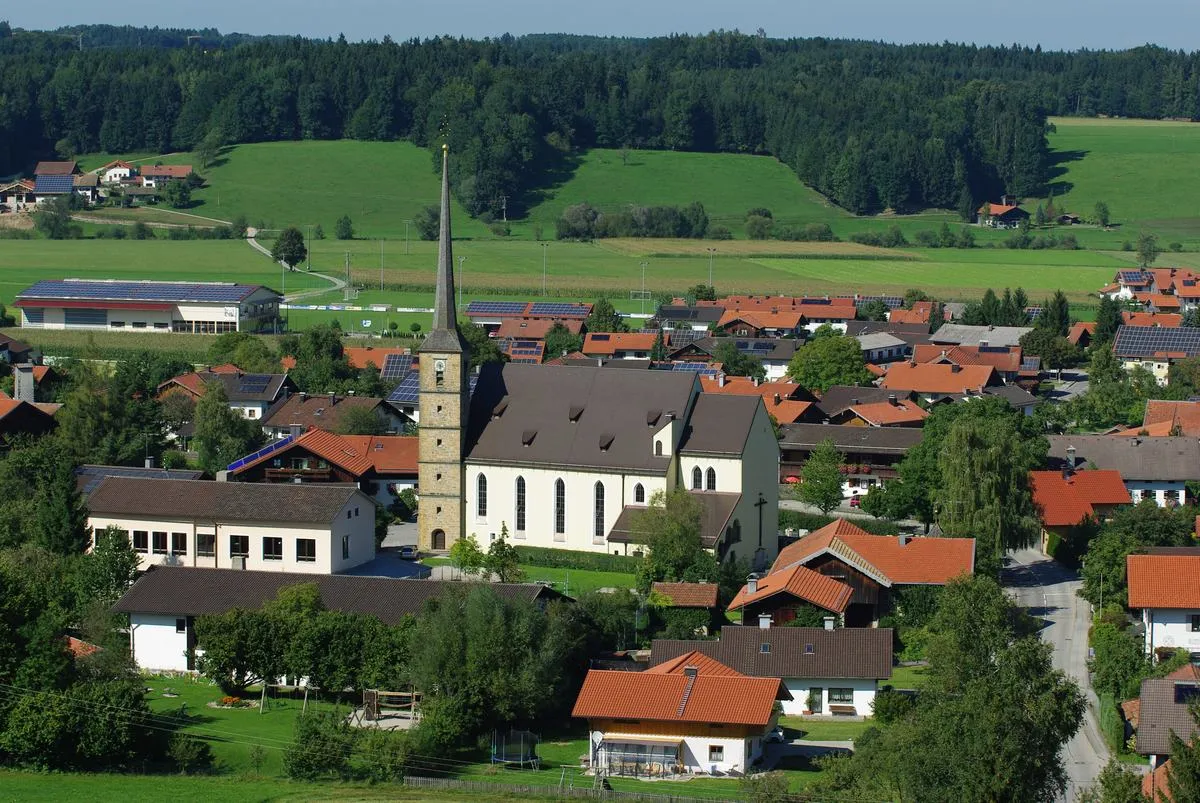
[434,359,446,372]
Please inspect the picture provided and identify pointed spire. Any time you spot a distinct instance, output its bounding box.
[420,144,466,354]
[432,144,456,333]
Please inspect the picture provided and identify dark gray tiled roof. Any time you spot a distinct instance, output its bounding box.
[816,386,917,418]
[929,324,1031,348]
[112,566,562,623]
[683,337,802,363]
[608,491,741,549]
[651,625,893,680]
[466,363,699,472]
[87,477,366,524]
[261,393,386,431]
[1047,435,1200,481]
[678,394,761,455]
[75,465,204,496]
[655,305,726,324]
[1136,678,1200,756]
[779,423,923,454]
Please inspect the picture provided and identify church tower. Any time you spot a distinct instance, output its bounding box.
[417,145,470,552]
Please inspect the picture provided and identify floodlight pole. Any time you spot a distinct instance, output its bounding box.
[458,256,466,311]
[540,243,549,296]
[706,247,716,289]
[404,220,411,255]
[380,240,384,291]
[640,261,648,315]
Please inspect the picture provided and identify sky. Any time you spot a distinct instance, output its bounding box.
[11,0,1200,52]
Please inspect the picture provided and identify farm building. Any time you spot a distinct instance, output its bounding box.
[14,279,282,334]
[976,198,1030,228]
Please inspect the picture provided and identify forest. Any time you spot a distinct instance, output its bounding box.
[3,24,1200,217]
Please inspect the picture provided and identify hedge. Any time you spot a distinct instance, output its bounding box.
[1098,692,1126,752]
[513,546,640,574]
[778,510,902,536]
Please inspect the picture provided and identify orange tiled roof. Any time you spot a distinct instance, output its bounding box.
[865,363,887,378]
[1145,400,1200,437]
[572,663,784,726]
[1137,293,1183,310]
[912,344,1022,373]
[848,399,929,426]
[231,428,417,477]
[1121,698,1141,729]
[65,636,101,658]
[773,519,975,585]
[727,564,853,614]
[1143,760,1172,802]
[1127,553,1200,609]
[140,164,193,178]
[651,582,720,608]
[343,346,411,370]
[1123,311,1183,328]
[207,363,242,374]
[1166,663,1200,682]
[879,362,996,394]
[717,309,805,331]
[700,376,800,398]
[1029,470,1130,527]
[31,365,52,383]
[582,332,663,356]
[1111,421,1176,438]
[646,650,743,677]
[888,308,929,325]
[979,202,1021,217]
[1067,322,1096,346]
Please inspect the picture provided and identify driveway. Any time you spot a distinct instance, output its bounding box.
[1004,548,1109,801]
[1046,368,1090,401]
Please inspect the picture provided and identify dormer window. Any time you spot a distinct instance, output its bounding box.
[805,643,814,655]
[760,643,771,654]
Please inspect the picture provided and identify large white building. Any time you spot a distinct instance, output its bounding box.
[15,279,281,334]
[1128,550,1200,658]
[87,477,376,574]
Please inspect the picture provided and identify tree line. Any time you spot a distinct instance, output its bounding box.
[11,28,1200,218]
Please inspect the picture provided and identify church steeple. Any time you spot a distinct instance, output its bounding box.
[420,144,468,354]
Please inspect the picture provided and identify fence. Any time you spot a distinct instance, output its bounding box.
[402,775,740,803]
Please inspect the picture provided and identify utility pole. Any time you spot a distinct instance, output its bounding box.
[499,195,508,222]
[380,240,384,291]
[541,243,549,296]
[457,256,466,311]
[640,261,648,315]
[706,247,716,290]
[305,225,311,271]
[404,220,411,255]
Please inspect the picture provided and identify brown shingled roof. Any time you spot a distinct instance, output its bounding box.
[651,582,719,609]
[87,477,365,524]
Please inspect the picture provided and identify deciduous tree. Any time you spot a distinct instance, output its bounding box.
[271,226,307,270]
[786,334,870,393]
[335,214,354,240]
[798,438,844,514]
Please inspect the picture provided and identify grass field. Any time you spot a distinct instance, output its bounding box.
[419,557,635,595]
[779,717,874,743]
[889,664,929,690]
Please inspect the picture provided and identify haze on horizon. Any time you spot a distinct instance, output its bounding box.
[10,0,1200,52]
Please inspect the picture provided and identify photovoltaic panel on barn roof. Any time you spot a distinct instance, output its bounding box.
[17,280,264,304]
[34,175,76,194]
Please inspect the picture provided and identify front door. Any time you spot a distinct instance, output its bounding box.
[431,529,446,551]
[808,687,823,714]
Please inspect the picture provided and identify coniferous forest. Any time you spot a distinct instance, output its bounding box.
[3,23,1200,217]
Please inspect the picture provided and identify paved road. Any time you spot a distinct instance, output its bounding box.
[1005,548,1109,801]
[246,229,347,302]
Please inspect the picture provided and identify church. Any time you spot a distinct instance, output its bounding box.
[417,147,780,570]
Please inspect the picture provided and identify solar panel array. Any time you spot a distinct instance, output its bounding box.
[665,329,706,347]
[529,302,590,318]
[733,340,777,354]
[237,374,273,394]
[467,301,527,316]
[75,465,202,495]
[34,175,75,194]
[226,433,297,472]
[1118,270,1150,283]
[1113,325,1200,357]
[19,279,256,304]
[380,354,414,382]
[1024,306,1043,320]
[387,371,421,404]
[853,296,904,310]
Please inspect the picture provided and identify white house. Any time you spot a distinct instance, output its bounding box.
[1128,550,1200,658]
[97,160,135,185]
[573,650,788,777]
[111,568,565,674]
[87,477,376,574]
[15,279,281,335]
[463,364,780,569]
[1046,436,1200,508]
[652,624,894,717]
[156,370,293,421]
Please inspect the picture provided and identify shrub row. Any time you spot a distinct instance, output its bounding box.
[1097,692,1126,753]
[778,510,902,536]
[513,545,640,574]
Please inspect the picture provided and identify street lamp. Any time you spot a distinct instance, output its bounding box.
[540,242,549,297]
[404,220,412,255]
[640,261,648,315]
[705,247,716,290]
[457,256,466,311]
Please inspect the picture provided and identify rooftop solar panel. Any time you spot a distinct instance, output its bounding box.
[665,330,705,346]
[380,354,414,382]
[529,303,590,318]
[387,371,421,404]
[226,433,297,472]
[18,279,261,304]
[466,301,527,316]
[35,175,76,194]
[1113,325,1200,358]
[75,465,203,495]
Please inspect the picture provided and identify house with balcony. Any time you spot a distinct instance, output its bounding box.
[778,423,923,496]
[1046,435,1200,507]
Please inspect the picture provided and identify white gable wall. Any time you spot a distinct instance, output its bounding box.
[1142,607,1200,656]
[129,613,191,673]
[780,678,878,716]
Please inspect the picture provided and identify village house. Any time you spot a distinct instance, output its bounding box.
[653,305,726,332]
[698,375,815,424]
[668,337,800,381]
[224,428,418,506]
[260,392,407,439]
[464,300,591,335]
[157,370,293,421]
[726,561,853,624]
[572,649,789,777]
[1135,674,1200,769]
[748,519,975,626]
[1029,467,1131,553]
[0,178,37,211]
[139,164,194,188]
[86,477,376,574]
[582,332,666,360]
[778,423,922,494]
[0,398,58,449]
[715,309,805,338]
[879,361,1000,404]
[854,332,909,364]
[112,567,563,674]
[15,279,281,334]
[1112,325,1200,386]
[96,160,135,184]
[651,581,720,611]
[75,464,204,496]
[1068,322,1096,349]
[976,197,1030,228]
[1123,311,1183,328]
[928,324,1032,349]
[1047,435,1200,507]
[825,395,928,428]
[1127,550,1200,659]
[651,624,894,718]
[1126,400,1200,437]
[911,343,1033,385]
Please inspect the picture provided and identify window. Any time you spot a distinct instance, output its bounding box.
[593,481,606,541]
[808,687,823,713]
[132,530,148,553]
[263,537,283,561]
[708,745,724,762]
[296,538,316,562]
[355,507,360,517]
[830,688,854,704]
[655,441,663,456]
[153,322,169,330]
[760,642,771,654]
[347,510,352,520]
[634,483,645,504]
[554,479,566,536]
[152,531,168,555]
[515,476,526,532]
[1192,615,1200,633]
[229,535,249,558]
[110,321,125,328]
[197,533,215,557]
[692,466,703,490]
[171,532,187,555]
[706,467,716,491]
[477,473,488,517]
[176,619,186,634]
[132,321,147,329]
[435,367,444,386]
[804,643,814,655]
[342,535,351,561]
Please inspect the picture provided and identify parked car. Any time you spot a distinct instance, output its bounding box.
[849,496,861,508]
[399,545,419,560]
[765,726,786,743]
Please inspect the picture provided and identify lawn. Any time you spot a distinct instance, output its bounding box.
[779,716,875,743]
[419,557,636,595]
[889,663,930,690]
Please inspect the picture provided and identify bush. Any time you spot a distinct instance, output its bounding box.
[848,226,907,247]
[871,686,914,724]
[778,510,901,536]
[489,221,510,237]
[740,770,789,803]
[284,712,355,780]
[513,545,640,573]
[708,225,733,240]
[745,214,772,240]
[168,733,213,774]
[1097,693,1125,752]
[1170,242,1184,253]
[354,729,408,783]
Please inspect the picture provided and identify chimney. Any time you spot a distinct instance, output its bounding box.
[329,392,336,406]
[773,393,781,406]
[851,398,860,405]
[290,423,302,438]
[747,574,758,594]
[1132,437,1141,447]
[144,456,155,469]
[898,534,910,547]
[888,394,897,406]
[718,373,725,388]
[13,363,35,403]
[758,613,772,630]
[1066,445,1076,469]
[299,391,308,401]
[753,376,760,387]
[823,616,836,631]
[683,665,698,679]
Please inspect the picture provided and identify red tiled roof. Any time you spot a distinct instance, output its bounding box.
[727,564,853,614]
[35,160,77,175]
[572,663,785,726]
[1137,293,1183,310]
[865,363,886,377]
[700,376,801,398]
[979,202,1021,217]
[1121,698,1141,729]
[64,636,101,658]
[1123,311,1183,328]
[140,164,193,178]
[230,428,417,477]
[207,363,242,374]
[1144,400,1200,437]
[646,650,743,677]
[1143,760,1172,802]
[717,309,805,331]
[773,519,975,585]
[582,332,664,356]
[912,344,1022,373]
[1165,663,1200,682]
[879,362,997,394]
[343,346,411,370]
[848,399,928,426]
[1127,553,1200,609]
[1067,322,1096,346]
[888,308,929,325]
[1029,470,1130,527]
[651,582,719,608]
